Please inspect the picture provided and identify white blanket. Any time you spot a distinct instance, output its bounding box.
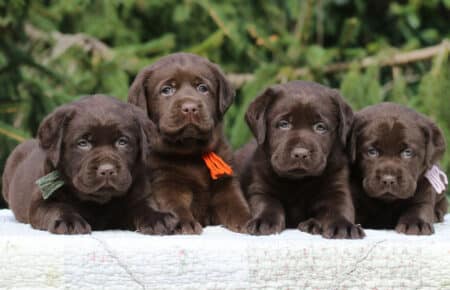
[1,209,450,289]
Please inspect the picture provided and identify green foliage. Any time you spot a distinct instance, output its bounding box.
[340,65,383,110]
[0,0,449,206]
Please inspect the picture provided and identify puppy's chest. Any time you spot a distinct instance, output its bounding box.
[358,197,405,228]
[273,178,319,204]
[273,179,323,224]
[151,157,212,191]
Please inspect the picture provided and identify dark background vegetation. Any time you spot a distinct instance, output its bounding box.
[1,0,449,208]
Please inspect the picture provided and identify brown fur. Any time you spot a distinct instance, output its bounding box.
[236,81,364,238]
[2,95,177,235]
[128,53,251,234]
[349,102,448,235]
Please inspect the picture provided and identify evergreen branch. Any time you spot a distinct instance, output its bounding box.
[382,73,421,94]
[227,40,450,87]
[202,3,230,37]
[0,121,28,143]
[226,73,254,88]
[0,127,26,142]
[0,38,65,83]
[318,40,450,74]
[25,24,113,61]
[50,30,113,60]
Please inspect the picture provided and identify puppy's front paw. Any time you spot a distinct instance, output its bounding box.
[137,211,178,235]
[247,214,285,235]
[223,214,253,234]
[395,218,434,235]
[175,219,203,235]
[48,213,91,235]
[298,218,323,235]
[434,209,445,223]
[322,219,365,239]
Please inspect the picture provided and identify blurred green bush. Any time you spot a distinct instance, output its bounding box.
[1,0,449,207]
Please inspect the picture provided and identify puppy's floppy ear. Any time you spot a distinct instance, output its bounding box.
[128,66,153,115]
[131,105,157,163]
[37,105,76,168]
[348,115,364,163]
[421,118,446,168]
[245,86,279,145]
[209,63,235,118]
[331,89,354,146]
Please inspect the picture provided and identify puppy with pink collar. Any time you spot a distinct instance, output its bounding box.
[349,102,448,235]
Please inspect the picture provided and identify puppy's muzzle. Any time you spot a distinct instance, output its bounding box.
[90,158,123,187]
[374,168,402,193]
[161,97,213,139]
[177,98,204,122]
[363,164,415,200]
[379,174,397,187]
[96,162,118,180]
[181,101,201,116]
[291,147,311,161]
[74,153,131,194]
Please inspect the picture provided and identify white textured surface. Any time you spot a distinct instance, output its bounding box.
[1,209,450,289]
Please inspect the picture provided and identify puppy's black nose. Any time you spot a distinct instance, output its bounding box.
[291,148,310,160]
[381,174,397,186]
[181,102,199,114]
[97,163,117,177]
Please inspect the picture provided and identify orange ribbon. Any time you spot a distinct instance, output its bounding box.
[202,152,233,180]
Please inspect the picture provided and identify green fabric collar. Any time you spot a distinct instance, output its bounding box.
[35,170,65,200]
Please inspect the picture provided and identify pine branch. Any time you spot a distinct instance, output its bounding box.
[0,121,29,143]
[227,40,450,87]
[23,24,449,90]
[320,40,449,73]
[25,24,113,61]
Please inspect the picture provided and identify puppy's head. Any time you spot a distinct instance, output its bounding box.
[246,81,353,179]
[128,53,234,153]
[38,95,154,204]
[349,103,446,201]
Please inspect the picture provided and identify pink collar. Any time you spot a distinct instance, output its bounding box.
[424,165,448,194]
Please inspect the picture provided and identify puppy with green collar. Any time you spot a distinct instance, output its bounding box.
[2,95,177,234]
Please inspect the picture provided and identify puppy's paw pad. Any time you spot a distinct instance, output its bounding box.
[395,218,434,235]
[137,212,178,235]
[298,218,322,235]
[247,216,284,235]
[175,219,203,235]
[322,220,365,239]
[49,214,91,235]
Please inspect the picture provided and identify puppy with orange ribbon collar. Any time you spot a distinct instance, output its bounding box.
[128,53,252,234]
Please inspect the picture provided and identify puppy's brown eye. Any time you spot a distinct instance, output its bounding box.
[197,84,209,93]
[161,85,175,96]
[367,147,379,158]
[401,148,413,159]
[277,120,291,130]
[313,122,328,134]
[77,139,91,150]
[116,136,129,148]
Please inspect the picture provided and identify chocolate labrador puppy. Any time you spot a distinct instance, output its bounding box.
[349,103,448,235]
[128,53,251,234]
[236,81,364,238]
[2,95,177,234]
